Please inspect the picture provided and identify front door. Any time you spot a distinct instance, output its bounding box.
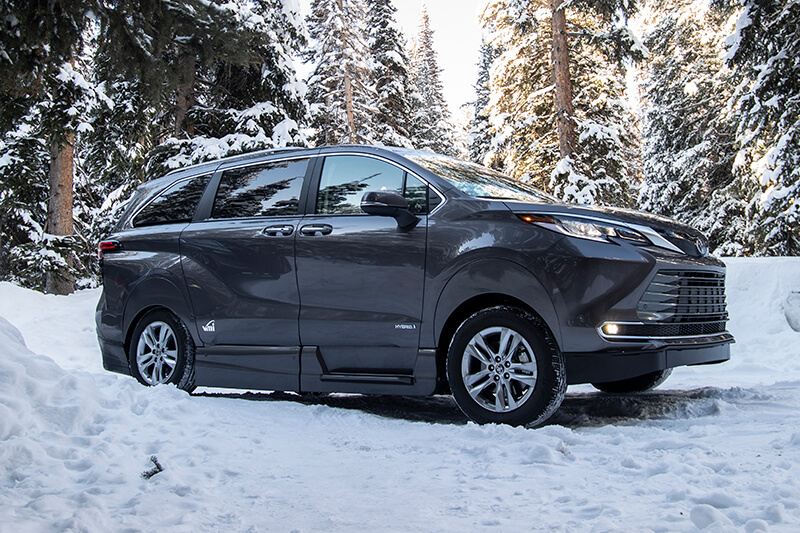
[295,154,431,375]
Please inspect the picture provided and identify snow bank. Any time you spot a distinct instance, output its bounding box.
[1,259,800,531]
[0,316,96,441]
[0,283,102,372]
[0,314,207,531]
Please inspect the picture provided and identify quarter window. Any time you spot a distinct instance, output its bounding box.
[212,159,308,219]
[132,174,212,227]
[405,175,430,215]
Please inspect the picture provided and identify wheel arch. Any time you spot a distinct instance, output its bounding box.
[432,259,562,390]
[122,276,197,361]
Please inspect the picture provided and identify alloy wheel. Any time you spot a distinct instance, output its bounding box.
[460,326,538,413]
[135,320,179,385]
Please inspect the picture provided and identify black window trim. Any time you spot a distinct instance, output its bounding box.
[127,174,211,229]
[206,155,312,222]
[310,152,447,217]
[190,153,318,222]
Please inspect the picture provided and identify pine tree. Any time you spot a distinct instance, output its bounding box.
[0,106,50,287]
[86,0,309,201]
[0,0,101,293]
[208,0,308,137]
[469,40,501,166]
[96,0,251,138]
[366,0,414,147]
[0,60,111,291]
[306,0,376,145]
[146,0,310,176]
[637,0,742,254]
[724,0,800,255]
[479,1,639,206]
[408,5,457,156]
[81,0,222,249]
[80,76,155,244]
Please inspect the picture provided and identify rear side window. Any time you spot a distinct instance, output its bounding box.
[212,158,308,219]
[132,174,212,227]
[317,155,432,215]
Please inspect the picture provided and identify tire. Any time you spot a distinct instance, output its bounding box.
[592,368,672,394]
[129,309,196,392]
[446,306,566,427]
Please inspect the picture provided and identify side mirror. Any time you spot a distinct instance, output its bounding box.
[361,191,419,229]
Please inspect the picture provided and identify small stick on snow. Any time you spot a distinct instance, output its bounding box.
[141,455,164,480]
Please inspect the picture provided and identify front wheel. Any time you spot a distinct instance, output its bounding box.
[129,309,196,392]
[446,307,566,427]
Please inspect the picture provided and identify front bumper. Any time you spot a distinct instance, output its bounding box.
[564,334,732,385]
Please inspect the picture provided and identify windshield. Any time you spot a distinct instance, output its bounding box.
[402,152,558,204]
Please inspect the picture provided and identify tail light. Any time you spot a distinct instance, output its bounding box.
[98,240,122,259]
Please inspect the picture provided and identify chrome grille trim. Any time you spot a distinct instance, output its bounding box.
[637,270,728,324]
[600,270,729,342]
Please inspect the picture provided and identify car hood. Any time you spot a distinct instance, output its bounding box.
[502,200,710,257]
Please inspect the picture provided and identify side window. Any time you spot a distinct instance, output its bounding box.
[317,156,405,214]
[212,158,308,219]
[132,174,212,227]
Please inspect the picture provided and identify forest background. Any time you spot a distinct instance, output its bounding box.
[0,0,797,295]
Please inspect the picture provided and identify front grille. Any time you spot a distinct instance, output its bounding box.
[638,270,727,323]
[620,270,728,338]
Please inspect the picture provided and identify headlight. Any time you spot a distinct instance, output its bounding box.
[518,214,650,245]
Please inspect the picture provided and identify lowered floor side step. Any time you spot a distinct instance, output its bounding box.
[301,346,438,395]
[320,373,414,385]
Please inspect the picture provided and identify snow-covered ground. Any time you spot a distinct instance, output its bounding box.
[1,257,799,532]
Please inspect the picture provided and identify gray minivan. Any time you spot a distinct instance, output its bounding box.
[96,146,732,426]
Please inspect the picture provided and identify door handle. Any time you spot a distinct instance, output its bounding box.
[262,225,294,237]
[299,224,333,236]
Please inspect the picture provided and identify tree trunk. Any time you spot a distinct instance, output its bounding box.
[45,132,75,295]
[344,67,356,144]
[175,52,196,137]
[551,0,576,158]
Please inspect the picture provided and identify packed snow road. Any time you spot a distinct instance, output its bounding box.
[1,258,799,532]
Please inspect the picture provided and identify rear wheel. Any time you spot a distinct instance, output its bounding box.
[129,309,196,392]
[592,368,672,393]
[446,307,566,427]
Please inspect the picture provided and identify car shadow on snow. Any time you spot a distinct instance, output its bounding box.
[194,387,725,429]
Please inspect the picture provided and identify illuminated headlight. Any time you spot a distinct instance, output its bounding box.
[518,214,649,245]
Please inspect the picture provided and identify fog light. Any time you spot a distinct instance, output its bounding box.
[603,323,620,336]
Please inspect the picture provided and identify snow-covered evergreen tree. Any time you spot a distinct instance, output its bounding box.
[86,0,309,216]
[80,76,155,244]
[366,0,414,147]
[96,0,254,138]
[147,0,309,176]
[306,0,377,145]
[469,40,501,166]
[480,1,639,206]
[408,5,457,156]
[723,0,800,255]
[0,107,50,287]
[637,0,742,254]
[0,61,111,291]
[0,0,104,292]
